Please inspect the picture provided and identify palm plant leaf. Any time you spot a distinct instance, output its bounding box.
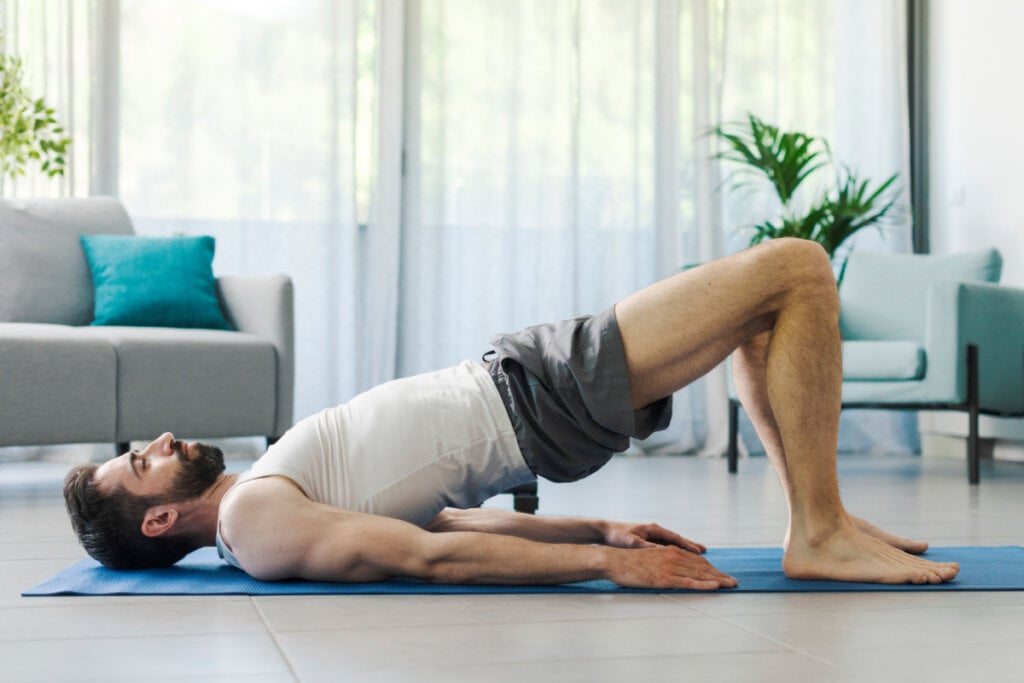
[713,113,901,264]
[714,113,826,205]
[816,169,899,255]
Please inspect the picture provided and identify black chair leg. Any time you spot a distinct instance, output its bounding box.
[508,481,539,514]
[727,399,739,474]
[967,344,980,485]
[115,441,130,456]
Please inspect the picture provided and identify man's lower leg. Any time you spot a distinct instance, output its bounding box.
[615,238,958,583]
[751,244,957,583]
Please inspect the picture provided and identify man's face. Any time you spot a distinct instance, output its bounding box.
[94,432,225,502]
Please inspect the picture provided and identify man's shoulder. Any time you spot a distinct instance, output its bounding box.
[219,474,308,523]
[217,475,316,579]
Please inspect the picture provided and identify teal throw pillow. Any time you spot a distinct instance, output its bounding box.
[80,234,233,330]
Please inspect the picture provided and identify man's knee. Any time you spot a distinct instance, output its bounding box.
[744,239,838,324]
[759,238,835,297]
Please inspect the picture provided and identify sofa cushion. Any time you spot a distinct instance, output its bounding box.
[0,198,134,325]
[0,324,117,445]
[80,235,233,330]
[842,340,925,381]
[82,327,276,440]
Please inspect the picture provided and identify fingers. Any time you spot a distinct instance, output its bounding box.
[609,545,738,590]
[678,577,725,591]
[681,539,708,554]
[671,567,737,591]
[642,524,707,554]
[664,547,737,589]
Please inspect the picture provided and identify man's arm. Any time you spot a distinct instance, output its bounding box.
[425,507,707,553]
[219,477,735,590]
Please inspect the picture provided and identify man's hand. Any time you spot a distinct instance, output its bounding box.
[602,521,706,554]
[604,545,738,590]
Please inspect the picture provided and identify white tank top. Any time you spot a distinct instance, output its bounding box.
[230,360,533,527]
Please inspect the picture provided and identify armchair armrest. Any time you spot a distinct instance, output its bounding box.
[217,274,294,436]
[926,281,1024,414]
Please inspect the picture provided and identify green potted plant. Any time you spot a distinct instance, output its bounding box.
[713,113,899,281]
[0,34,72,192]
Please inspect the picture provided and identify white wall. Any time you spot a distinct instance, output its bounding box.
[929,0,1024,284]
[925,0,1024,454]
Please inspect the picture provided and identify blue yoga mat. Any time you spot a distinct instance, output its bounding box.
[22,546,1024,596]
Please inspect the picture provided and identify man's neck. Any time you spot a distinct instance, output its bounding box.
[191,472,240,548]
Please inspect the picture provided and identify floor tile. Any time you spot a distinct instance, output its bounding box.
[1,452,1022,683]
[418,651,868,683]
[255,593,699,631]
[827,640,1024,683]
[0,633,292,682]
[718,604,1024,664]
[275,616,783,681]
[0,598,264,641]
[669,589,1024,617]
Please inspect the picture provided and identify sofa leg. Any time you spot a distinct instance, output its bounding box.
[727,399,739,474]
[967,344,980,485]
[115,441,130,456]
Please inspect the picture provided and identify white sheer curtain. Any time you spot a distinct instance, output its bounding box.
[0,0,107,198]
[399,0,914,455]
[116,0,383,423]
[3,0,914,455]
[716,0,912,257]
[708,0,917,453]
[398,0,714,454]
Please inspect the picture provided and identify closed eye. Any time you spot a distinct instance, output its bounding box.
[129,451,143,479]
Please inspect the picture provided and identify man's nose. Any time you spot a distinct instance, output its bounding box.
[147,432,176,455]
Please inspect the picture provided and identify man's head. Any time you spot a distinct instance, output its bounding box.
[63,433,226,569]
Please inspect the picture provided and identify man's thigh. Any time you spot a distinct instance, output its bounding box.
[615,240,820,409]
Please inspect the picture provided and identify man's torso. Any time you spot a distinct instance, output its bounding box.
[216,360,533,567]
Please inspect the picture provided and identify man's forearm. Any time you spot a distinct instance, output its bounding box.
[412,529,733,590]
[425,508,608,545]
[416,530,613,585]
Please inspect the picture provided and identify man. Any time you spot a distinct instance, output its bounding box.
[65,239,960,589]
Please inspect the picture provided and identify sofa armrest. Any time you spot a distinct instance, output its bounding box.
[217,274,294,436]
[926,281,1024,414]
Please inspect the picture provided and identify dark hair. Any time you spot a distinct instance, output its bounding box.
[63,464,197,569]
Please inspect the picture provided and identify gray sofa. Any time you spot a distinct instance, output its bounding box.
[0,197,293,452]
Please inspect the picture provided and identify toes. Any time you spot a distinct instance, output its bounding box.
[905,540,929,555]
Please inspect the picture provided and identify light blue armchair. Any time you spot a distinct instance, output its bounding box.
[727,248,1024,483]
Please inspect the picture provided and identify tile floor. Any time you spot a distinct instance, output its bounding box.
[2,451,1023,682]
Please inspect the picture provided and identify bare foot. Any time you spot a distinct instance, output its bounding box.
[847,514,929,555]
[783,521,959,585]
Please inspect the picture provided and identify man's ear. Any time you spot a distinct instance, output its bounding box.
[140,506,180,538]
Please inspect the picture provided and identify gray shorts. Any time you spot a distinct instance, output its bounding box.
[485,306,673,483]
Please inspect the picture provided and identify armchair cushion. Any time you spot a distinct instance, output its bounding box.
[842,341,925,381]
[840,249,1002,343]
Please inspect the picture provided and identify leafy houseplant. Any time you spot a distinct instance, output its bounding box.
[0,35,72,191]
[713,113,898,281]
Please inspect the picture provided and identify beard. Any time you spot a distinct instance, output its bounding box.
[162,442,226,503]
